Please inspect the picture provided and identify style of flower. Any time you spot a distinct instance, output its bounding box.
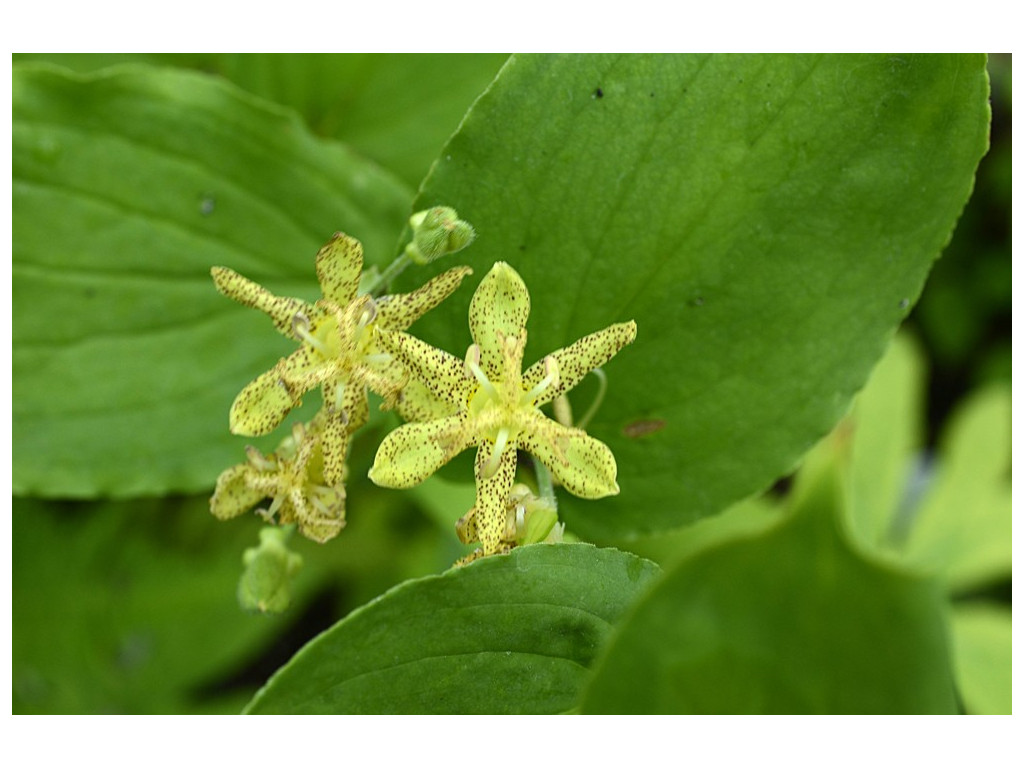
[369,261,637,557]
[210,419,346,543]
[211,232,472,485]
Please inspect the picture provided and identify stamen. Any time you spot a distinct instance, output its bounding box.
[362,353,393,365]
[465,344,500,401]
[482,427,510,479]
[293,316,330,356]
[246,445,276,471]
[333,382,346,412]
[523,355,560,404]
[357,297,378,327]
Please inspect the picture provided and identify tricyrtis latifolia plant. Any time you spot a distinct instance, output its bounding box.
[209,207,637,605]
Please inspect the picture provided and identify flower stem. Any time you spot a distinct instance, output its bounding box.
[533,456,558,509]
[576,367,608,430]
[364,250,414,296]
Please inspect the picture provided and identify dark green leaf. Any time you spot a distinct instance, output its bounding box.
[218,53,509,186]
[580,433,958,713]
[404,53,990,540]
[244,544,660,713]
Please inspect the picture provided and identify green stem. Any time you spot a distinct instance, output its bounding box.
[576,367,608,430]
[533,456,558,508]
[364,250,414,296]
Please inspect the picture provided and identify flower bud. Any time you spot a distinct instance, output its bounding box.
[237,527,304,614]
[405,206,476,265]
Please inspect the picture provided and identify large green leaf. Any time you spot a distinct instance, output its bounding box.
[218,53,509,186]
[243,544,660,713]
[13,64,413,497]
[579,433,958,713]
[404,53,990,540]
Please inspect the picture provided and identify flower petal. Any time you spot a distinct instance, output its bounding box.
[295,486,347,543]
[229,368,297,436]
[396,377,459,423]
[520,419,620,499]
[315,232,364,307]
[211,266,308,339]
[210,463,266,519]
[469,261,531,380]
[522,320,637,406]
[368,415,469,488]
[376,329,472,410]
[472,442,519,554]
[375,266,473,331]
[318,381,367,486]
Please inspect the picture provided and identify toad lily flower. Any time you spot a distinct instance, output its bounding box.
[369,261,637,556]
[212,232,472,485]
[210,419,346,543]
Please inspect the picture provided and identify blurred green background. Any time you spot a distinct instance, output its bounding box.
[11,53,1010,714]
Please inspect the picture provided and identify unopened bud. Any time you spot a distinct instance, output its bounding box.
[237,527,304,614]
[405,206,476,264]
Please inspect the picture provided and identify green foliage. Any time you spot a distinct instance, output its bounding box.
[245,544,660,713]
[407,53,991,540]
[13,64,411,497]
[12,54,1004,715]
[580,433,958,714]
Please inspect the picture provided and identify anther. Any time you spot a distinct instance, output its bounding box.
[292,313,330,356]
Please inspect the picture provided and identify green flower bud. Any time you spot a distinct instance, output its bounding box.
[405,206,476,265]
[237,527,304,614]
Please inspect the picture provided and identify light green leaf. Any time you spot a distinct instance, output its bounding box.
[405,53,990,540]
[846,333,926,551]
[243,544,660,714]
[13,64,413,496]
[580,432,957,713]
[903,384,1011,591]
[949,602,1012,715]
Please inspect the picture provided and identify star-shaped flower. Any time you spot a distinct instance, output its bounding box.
[368,261,637,556]
[210,419,346,543]
[212,232,472,485]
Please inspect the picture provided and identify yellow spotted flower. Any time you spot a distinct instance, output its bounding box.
[369,261,637,556]
[211,232,472,485]
[210,419,345,543]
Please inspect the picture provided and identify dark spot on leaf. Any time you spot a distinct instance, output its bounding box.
[690,296,704,307]
[622,419,666,439]
[593,87,603,99]
[84,287,96,299]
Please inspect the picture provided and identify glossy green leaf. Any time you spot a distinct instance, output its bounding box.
[405,53,990,540]
[949,603,1012,715]
[580,433,957,713]
[13,64,413,497]
[244,544,660,713]
[218,54,509,186]
[903,384,1011,591]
